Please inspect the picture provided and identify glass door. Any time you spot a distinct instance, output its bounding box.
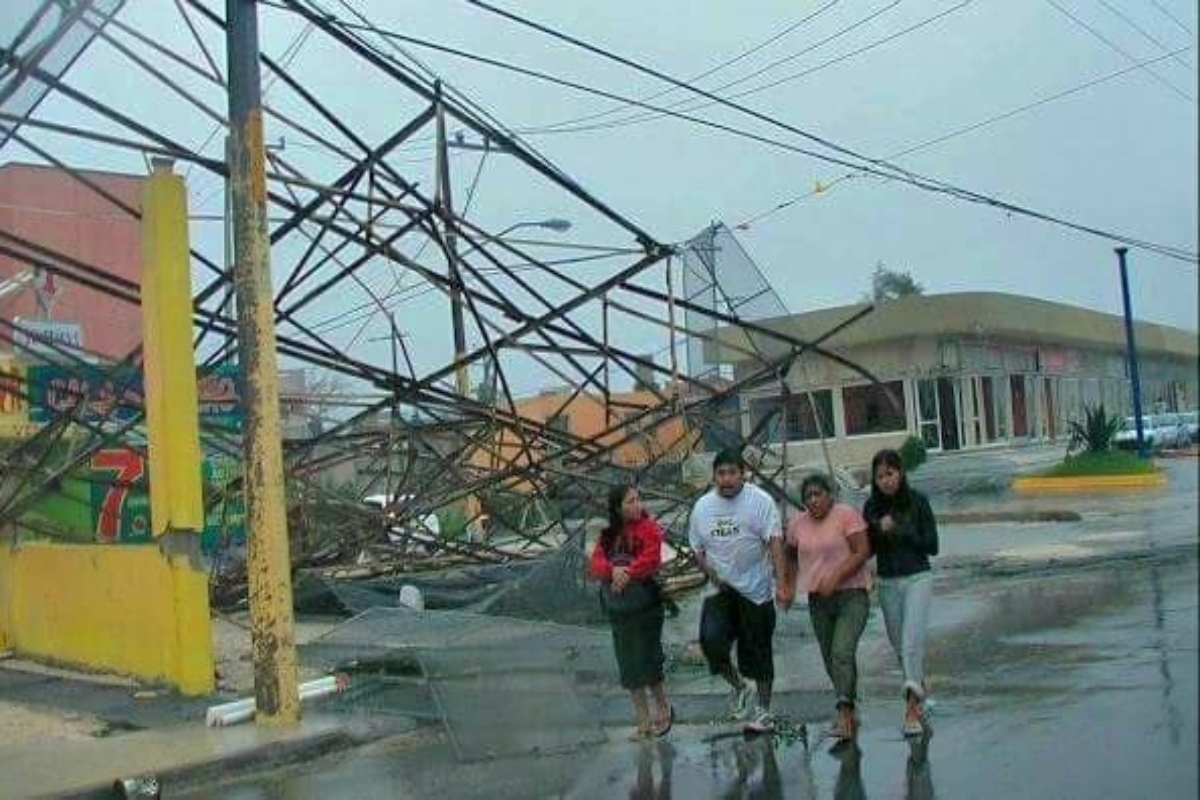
[917,378,941,451]
[936,377,961,451]
[1011,375,1028,438]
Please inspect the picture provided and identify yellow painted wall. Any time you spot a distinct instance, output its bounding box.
[0,542,214,693]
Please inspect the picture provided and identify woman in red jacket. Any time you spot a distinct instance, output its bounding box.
[589,484,673,739]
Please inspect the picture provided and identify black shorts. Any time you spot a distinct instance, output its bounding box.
[699,588,777,683]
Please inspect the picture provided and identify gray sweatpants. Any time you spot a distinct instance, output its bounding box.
[877,571,933,700]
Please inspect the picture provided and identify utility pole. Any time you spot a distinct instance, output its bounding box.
[1116,246,1147,458]
[434,82,470,398]
[387,312,400,502]
[226,0,299,724]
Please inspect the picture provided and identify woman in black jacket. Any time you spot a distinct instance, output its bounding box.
[863,448,939,737]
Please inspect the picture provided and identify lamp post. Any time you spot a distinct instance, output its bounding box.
[1115,247,1147,458]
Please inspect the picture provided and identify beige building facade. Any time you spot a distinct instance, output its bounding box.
[727,292,1198,468]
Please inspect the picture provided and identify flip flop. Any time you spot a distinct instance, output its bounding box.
[653,705,675,738]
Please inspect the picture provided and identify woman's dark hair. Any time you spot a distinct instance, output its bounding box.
[869,448,912,508]
[600,484,635,553]
[800,472,834,500]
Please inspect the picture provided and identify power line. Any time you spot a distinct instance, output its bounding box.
[322,2,851,155]
[522,1,966,136]
[283,0,618,241]
[1095,0,1193,71]
[1149,0,1195,39]
[533,0,844,132]
[264,0,1196,263]
[272,5,941,187]
[526,0,906,136]
[186,15,317,208]
[890,46,1195,159]
[460,0,925,184]
[1042,0,1195,103]
[732,46,1196,231]
[342,147,491,350]
[455,0,1197,263]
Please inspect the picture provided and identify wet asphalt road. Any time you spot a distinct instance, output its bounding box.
[177,542,1197,800]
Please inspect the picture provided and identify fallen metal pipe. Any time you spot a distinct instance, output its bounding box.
[205,674,348,727]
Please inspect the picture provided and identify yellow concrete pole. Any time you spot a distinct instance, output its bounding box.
[140,157,215,695]
[142,160,204,535]
[226,0,299,724]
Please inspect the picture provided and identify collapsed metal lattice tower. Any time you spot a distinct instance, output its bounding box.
[0,1,884,618]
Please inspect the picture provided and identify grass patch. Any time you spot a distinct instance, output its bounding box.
[1040,450,1159,477]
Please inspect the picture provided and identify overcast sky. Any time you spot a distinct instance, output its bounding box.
[5,0,1198,391]
[332,1,1200,319]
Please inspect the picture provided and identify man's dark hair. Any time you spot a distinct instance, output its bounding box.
[712,447,745,472]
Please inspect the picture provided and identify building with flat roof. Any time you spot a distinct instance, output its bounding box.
[0,162,143,361]
[721,292,1197,467]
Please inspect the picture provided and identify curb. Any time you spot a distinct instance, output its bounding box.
[54,728,358,800]
[939,509,1082,524]
[1011,472,1167,493]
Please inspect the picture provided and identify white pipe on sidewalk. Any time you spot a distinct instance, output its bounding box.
[205,675,348,727]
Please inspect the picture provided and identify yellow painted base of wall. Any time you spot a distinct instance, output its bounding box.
[0,542,214,694]
[1012,472,1168,493]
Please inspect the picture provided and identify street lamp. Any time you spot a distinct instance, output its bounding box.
[493,217,573,238]
[456,217,573,261]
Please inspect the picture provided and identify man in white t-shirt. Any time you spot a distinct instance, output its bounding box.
[688,448,790,733]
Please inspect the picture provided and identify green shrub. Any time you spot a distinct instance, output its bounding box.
[1042,451,1157,477]
[899,435,927,472]
[1066,403,1121,454]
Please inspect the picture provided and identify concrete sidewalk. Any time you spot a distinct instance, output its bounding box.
[0,619,382,799]
[0,714,355,799]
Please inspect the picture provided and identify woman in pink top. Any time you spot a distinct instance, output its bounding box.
[785,473,872,742]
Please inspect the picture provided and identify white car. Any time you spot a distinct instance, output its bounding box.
[1181,411,1199,444]
[1114,414,1189,451]
[1155,413,1193,450]
[362,493,442,546]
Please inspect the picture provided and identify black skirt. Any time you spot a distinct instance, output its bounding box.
[610,603,665,690]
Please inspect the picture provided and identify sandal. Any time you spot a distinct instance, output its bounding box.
[830,710,857,741]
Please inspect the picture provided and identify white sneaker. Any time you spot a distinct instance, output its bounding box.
[726,683,754,721]
[743,707,776,734]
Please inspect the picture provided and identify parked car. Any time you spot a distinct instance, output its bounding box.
[1114,414,1190,451]
[362,493,441,547]
[1180,411,1199,444]
[1156,413,1193,450]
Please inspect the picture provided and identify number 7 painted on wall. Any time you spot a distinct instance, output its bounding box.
[91,449,145,543]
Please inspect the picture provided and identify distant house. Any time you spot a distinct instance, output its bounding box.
[474,386,696,481]
[718,292,1197,468]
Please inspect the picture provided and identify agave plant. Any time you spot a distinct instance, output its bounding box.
[1066,403,1121,454]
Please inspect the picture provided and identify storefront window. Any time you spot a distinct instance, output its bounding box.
[748,391,834,442]
[843,381,907,436]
